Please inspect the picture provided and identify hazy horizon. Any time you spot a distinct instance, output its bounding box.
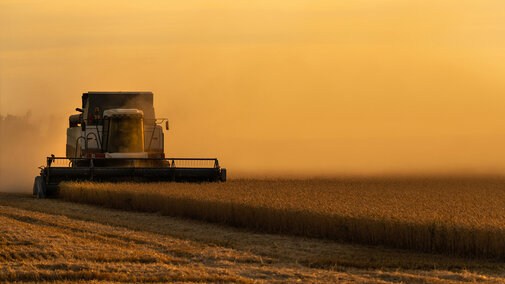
[1,0,505,190]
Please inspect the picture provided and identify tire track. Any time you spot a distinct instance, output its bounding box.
[0,204,270,265]
[0,206,190,265]
[0,208,254,282]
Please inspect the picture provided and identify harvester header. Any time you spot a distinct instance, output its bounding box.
[34,91,226,198]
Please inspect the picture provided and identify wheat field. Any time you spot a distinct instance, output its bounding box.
[60,176,505,259]
[3,192,505,282]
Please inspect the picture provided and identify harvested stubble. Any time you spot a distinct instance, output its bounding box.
[60,177,505,258]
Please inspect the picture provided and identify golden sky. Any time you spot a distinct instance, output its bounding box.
[1,0,505,177]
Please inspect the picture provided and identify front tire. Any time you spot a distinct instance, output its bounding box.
[33,176,46,199]
[220,168,227,182]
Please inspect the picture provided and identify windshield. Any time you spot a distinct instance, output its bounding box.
[107,117,144,153]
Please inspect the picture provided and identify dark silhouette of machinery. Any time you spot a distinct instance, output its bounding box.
[33,91,226,198]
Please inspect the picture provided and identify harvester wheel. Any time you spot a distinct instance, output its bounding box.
[32,178,37,196]
[33,176,46,199]
[220,169,227,182]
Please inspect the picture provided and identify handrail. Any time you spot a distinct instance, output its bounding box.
[45,156,220,169]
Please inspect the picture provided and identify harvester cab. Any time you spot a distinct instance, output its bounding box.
[34,91,226,198]
[101,109,146,158]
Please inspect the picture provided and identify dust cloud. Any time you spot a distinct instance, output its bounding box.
[0,113,66,192]
[1,0,505,191]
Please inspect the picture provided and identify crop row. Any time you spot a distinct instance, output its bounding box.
[59,177,505,258]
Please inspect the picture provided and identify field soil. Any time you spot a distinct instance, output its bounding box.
[0,192,504,283]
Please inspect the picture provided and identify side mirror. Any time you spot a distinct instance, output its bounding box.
[165,121,169,131]
[81,122,86,131]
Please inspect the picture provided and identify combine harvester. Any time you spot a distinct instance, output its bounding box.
[33,91,226,198]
